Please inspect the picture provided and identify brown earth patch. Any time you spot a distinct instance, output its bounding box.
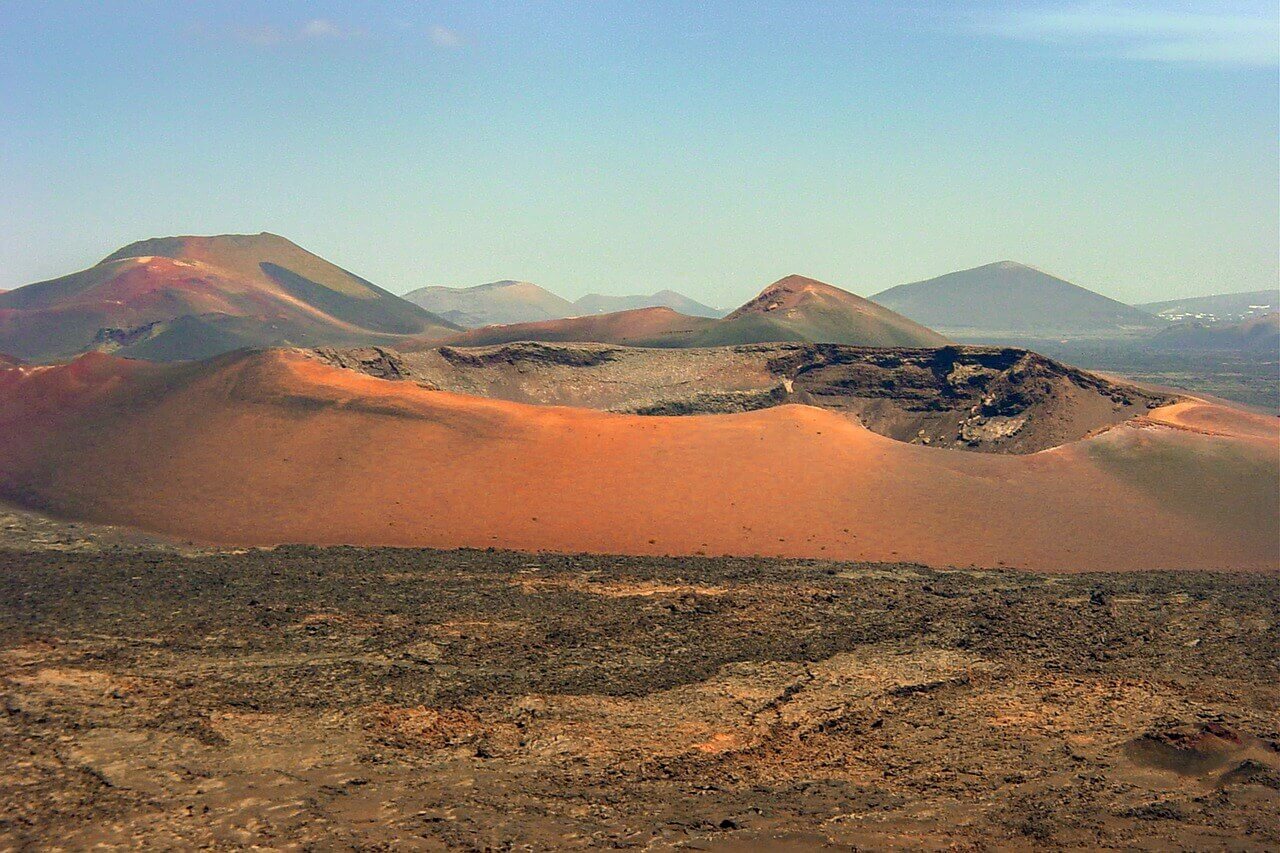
[1,546,1276,849]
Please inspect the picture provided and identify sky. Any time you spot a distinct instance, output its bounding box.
[1,1,1276,306]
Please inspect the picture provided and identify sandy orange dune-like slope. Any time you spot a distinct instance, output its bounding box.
[0,350,1275,572]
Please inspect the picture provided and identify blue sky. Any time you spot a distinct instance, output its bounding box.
[1,1,1276,305]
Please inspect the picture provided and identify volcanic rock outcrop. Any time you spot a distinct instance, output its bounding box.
[317,342,1170,454]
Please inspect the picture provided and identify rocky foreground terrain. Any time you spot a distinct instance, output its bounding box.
[2,540,1277,850]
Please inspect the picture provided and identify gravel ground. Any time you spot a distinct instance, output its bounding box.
[2,545,1277,850]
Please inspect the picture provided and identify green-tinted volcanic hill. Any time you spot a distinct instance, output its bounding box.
[873,261,1162,339]
[425,306,716,348]
[420,275,947,349]
[403,280,577,328]
[0,233,459,362]
[575,290,724,318]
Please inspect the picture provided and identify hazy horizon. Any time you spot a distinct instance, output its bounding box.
[2,1,1276,305]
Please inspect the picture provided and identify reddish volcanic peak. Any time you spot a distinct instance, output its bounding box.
[0,233,457,362]
[711,275,950,348]
[63,256,258,307]
[726,275,848,318]
[99,232,379,298]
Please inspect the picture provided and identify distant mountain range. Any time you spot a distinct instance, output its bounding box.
[0,233,458,362]
[872,261,1161,339]
[404,280,724,328]
[0,238,940,361]
[1138,290,1280,325]
[3,235,1274,364]
[423,275,948,349]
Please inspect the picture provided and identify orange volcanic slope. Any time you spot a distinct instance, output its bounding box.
[0,350,1275,572]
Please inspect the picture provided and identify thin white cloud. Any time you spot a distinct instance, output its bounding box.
[428,25,464,49]
[232,24,284,47]
[197,18,366,47]
[974,3,1279,66]
[192,19,459,50]
[301,19,345,40]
